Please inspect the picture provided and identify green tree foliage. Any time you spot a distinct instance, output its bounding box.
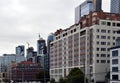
[36,70,50,82]
[66,67,85,83]
[50,78,55,83]
[58,77,66,83]
[105,71,110,79]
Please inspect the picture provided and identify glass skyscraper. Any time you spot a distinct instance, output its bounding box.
[16,45,25,56]
[111,0,120,14]
[75,0,102,23]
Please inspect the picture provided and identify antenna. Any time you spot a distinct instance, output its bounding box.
[26,42,30,48]
[39,34,40,40]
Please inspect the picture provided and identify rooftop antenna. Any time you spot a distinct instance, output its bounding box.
[39,34,41,40]
[26,42,30,48]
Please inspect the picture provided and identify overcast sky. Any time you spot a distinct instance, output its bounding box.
[0,0,110,55]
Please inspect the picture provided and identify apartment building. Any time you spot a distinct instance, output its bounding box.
[110,33,120,83]
[50,11,120,83]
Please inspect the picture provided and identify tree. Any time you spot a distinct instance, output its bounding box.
[58,77,66,83]
[36,70,50,82]
[105,71,110,79]
[50,78,55,83]
[105,71,110,83]
[66,67,85,83]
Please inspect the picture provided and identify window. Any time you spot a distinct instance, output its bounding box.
[97,41,99,45]
[108,30,111,33]
[101,48,106,51]
[101,54,106,57]
[113,43,115,45]
[108,36,110,39]
[107,22,111,26]
[101,21,106,25]
[112,75,118,80]
[97,35,99,38]
[107,54,110,57]
[112,50,118,57]
[97,48,99,51]
[74,29,76,32]
[101,30,106,33]
[113,23,115,26]
[101,60,106,63]
[112,67,118,72]
[97,29,99,32]
[101,36,106,39]
[117,23,120,27]
[113,31,116,33]
[101,42,106,45]
[112,59,118,64]
[97,54,99,57]
[113,37,115,40]
[96,60,99,63]
[107,60,110,63]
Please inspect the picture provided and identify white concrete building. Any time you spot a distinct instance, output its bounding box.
[110,36,120,83]
[50,11,120,83]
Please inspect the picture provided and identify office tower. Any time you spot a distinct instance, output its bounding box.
[50,11,120,82]
[93,0,102,11]
[37,35,47,70]
[75,0,102,23]
[16,45,25,56]
[44,33,54,72]
[37,35,47,55]
[111,0,120,14]
[26,47,37,63]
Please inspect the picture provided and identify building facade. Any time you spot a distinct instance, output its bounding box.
[50,11,120,83]
[10,61,43,82]
[0,54,25,82]
[75,0,102,23]
[111,0,120,14]
[37,35,48,71]
[37,35,47,55]
[16,45,25,56]
[45,33,54,72]
[110,35,120,83]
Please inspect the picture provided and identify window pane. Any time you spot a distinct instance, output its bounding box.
[112,59,118,64]
[112,75,118,80]
[112,50,118,57]
[112,67,118,72]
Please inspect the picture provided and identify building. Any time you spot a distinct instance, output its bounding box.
[37,35,47,55]
[111,0,120,14]
[26,47,37,63]
[37,35,47,69]
[45,33,54,72]
[75,0,102,23]
[16,45,25,56]
[0,54,25,82]
[110,31,120,83]
[10,61,43,82]
[50,11,120,83]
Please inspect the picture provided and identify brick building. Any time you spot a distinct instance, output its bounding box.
[10,61,44,82]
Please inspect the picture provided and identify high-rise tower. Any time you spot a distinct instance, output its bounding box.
[37,34,47,55]
[111,0,120,14]
[75,0,102,23]
[16,45,25,56]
